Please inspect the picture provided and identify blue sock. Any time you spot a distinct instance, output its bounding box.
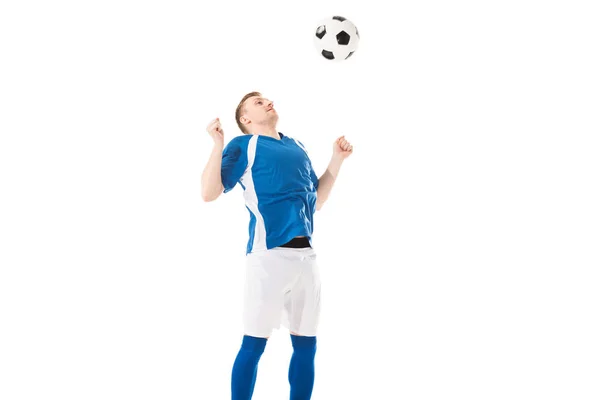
[288,335,317,400]
[231,335,267,400]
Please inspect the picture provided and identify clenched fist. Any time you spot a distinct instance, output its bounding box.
[206,118,224,146]
[333,135,353,160]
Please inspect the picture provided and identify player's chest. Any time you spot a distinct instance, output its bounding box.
[254,139,309,168]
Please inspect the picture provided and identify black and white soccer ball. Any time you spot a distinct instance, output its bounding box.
[313,16,360,61]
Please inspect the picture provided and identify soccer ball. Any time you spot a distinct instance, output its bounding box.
[313,16,360,61]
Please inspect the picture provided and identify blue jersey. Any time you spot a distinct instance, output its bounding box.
[220,132,319,254]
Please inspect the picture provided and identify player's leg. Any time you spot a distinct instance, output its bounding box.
[288,332,317,400]
[231,334,268,400]
[231,250,291,400]
[285,250,320,400]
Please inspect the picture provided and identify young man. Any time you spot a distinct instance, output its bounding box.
[201,91,353,400]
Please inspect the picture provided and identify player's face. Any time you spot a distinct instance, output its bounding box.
[243,96,278,125]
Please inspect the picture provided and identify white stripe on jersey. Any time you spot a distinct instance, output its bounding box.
[240,135,267,252]
[293,138,308,154]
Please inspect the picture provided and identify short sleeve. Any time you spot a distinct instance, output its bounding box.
[221,138,248,193]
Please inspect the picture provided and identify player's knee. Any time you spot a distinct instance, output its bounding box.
[239,335,268,355]
[290,333,316,354]
[290,331,315,337]
[244,333,269,339]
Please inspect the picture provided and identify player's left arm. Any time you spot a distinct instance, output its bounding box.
[316,135,353,211]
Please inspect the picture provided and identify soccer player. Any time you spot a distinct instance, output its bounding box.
[201,91,353,400]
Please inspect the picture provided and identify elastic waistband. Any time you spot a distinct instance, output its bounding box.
[279,237,311,249]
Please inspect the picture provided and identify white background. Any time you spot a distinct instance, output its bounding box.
[1,0,599,399]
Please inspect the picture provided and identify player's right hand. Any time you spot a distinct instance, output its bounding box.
[206,118,224,145]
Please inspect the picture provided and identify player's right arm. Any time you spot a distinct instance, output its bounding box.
[201,118,225,202]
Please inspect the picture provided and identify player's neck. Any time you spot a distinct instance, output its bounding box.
[250,125,279,140]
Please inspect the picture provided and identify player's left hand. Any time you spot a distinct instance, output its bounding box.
[333,135,353,160]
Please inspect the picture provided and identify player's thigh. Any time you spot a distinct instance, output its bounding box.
[242,251,291,335]
[284,254,321,335]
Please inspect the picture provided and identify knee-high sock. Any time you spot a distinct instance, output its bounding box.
[231,335,267,400]
[288,335,317,400]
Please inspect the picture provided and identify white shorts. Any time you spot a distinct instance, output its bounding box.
[242,246,321,338]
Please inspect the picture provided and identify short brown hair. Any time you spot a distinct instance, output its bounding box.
[235,91,261,134]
